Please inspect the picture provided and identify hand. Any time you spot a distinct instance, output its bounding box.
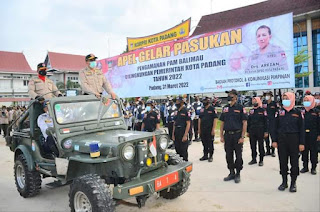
[264,133,269,138]
[272,142,278,149]
[238,138,244,144]
[182,135,188,142]
[246,133,250,137]
[317,136,320,141]
[220,135,225,143]
[299,145,305,152]
[95,93,101,99]
[111,92,117,100]
[58,94,63,97]
[172,135,175,141]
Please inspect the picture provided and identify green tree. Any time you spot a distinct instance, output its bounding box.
[294,47,312,78]
[56,82,65,90]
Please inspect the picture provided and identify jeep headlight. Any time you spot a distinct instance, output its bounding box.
[159,136,168,150]
[122,144,135,161]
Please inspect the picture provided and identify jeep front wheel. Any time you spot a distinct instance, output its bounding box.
[159,177,190,199]
[69,174,115,212]
[14,154,42,198]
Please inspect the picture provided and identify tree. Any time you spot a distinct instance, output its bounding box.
[294,47,312,78]
[56,82,65,90]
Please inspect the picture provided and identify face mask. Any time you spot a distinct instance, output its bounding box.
[282,100,291,107]
[315,99,320,105]
[253,103,259,107]
[39,70,47,76]
[265,96,270,101]
[303,101,311,107]
[146,106,151,112]
[89,61,96,68]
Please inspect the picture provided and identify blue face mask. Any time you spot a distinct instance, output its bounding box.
[282,100,291,107]
[89,61,96,68]
[146,106,151,112]
[303,101,311,107]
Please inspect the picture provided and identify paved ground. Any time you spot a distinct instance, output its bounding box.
[0,135,319,212]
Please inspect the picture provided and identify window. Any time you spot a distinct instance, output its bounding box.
[294,32,309,88]
[312,28,320,87]
[23,80,29,86]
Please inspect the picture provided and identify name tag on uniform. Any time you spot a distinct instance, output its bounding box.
[86,71,93,76]
[150,116,155,119]
[223,107,229,113]
[279,110,285,116]
[250,109,254,115]
[258,112,263,115]
[291,114,299,117]
[262,104,267,108]
[271,106,275,108]
[45,120,52,123]
[208,111,212,114]
[234,110,240,113]
[311,113,317,116]
[181,113,186,116]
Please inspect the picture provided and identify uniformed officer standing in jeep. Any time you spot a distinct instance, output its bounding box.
[79,54,117,99]
[28,63,62,100]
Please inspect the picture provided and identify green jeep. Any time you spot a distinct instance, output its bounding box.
[5,95,192,212]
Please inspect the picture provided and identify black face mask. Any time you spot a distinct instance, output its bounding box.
[253,103,259,107]
[39,70,47,76]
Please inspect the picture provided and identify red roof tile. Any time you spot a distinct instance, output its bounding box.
[0,51,35,74]
[192,0,320,36]
[47,51,87,72]
[0,97,31,102]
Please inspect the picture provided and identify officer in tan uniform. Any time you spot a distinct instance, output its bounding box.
[28,63,62,100]
[79,54,116,99]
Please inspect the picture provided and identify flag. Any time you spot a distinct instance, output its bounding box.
[150,134,157,156]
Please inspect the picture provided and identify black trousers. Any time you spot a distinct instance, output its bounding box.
[224,132,243,171]
[302,132,318,169]
[134,122,142,131]
[265,119,275,153]
[168,122,174,139]
[0,124,8,137]
[160,112,166,126]
[46,136,59,156]
[249,128,265,161]
[174,127,189,161]
[201,128,214,156]
[278,133,299,176]
[188,120,193,141]
[193,119,199,139]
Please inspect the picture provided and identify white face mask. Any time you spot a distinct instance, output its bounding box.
[265,96,270,101]
[315,99,320,105]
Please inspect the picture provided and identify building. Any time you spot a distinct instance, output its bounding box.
[193,0,320,93]
[44,51,86,88]
[0,51,37,106]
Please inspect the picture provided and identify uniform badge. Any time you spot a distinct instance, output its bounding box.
[208,111,212,114]
[262,104,267,108]
[243,108,247,114]
[200,109,204,113]
[279,110,285,116]
[188,112,191,117]
[250,109,254,115]
[174,111,178,116]
[264,111,267,116]
[223,107,229,113]
[301,110,305,115]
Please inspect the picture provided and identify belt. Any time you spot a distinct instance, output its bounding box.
[226,130,242,134]
[306,129,310,133]
[175,125,185,129]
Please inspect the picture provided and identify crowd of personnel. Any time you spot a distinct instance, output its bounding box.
[0,53,319,193]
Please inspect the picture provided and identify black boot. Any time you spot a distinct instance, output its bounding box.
[259,158,264,166]
[223,169,235,181]
[278,175,288,191]
[248,159,257,165]
[234,170,241,183]
[271,149,276,157]
[289,176,297,192]
[311,165,317,175]
[300,166,309,173]
[199,154,208,161]
[208,153,213,162]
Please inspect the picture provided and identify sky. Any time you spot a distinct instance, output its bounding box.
[1,0,266,70]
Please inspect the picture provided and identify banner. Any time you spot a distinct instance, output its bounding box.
[100,13,294,98]
[127,18,190,51]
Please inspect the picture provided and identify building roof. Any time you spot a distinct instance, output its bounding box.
[192,0,320,36]
[0,51,35,74]
[46,51,86,72]
[0,97,31,103]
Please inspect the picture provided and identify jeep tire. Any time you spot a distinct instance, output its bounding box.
[159,177,190,199]
[69,174,115,212]
[14,154,42,198]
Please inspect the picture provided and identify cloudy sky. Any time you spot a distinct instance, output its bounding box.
[1,0,265,70]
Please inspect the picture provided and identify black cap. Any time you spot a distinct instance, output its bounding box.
[42,100,49,108]
[85,54,98,61]
[202,96,210,101]
[264,91,273,96]
[146,99,154,105]
[226,89,238,95]
[176,96,184,101]
[314,92,320,96]
[37,63,47,70]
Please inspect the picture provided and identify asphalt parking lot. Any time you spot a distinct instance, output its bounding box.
[0,135,319,212]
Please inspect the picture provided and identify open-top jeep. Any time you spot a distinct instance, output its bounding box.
[6,95,192,212]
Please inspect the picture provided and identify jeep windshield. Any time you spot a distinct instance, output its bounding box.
[54,98,121,124]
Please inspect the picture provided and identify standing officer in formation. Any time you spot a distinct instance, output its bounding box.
[166,98,176,140]
[141,100,160,132]
[247,97,268,166]
[192,96,203,142]
[220,89,247,183]
[300,95,320,175]
[263,91,277,157]
[172,96,191,161]
[134,98,145,131]
[28,63,62,100]
[272,92,305,192]
[199,97,218,162]
[186,99,195,144]
[79,54,116,99]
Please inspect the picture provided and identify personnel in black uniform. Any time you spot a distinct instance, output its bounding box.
[166,98,176,140]
[141,100,160,132]
[300,95,320,175]
[199,97,218,162]
[192,96,203,142]
[134,99,145,131]
[220,89,248,183]
[272,92,305,192]
[263,91,277,157]
[172,96,191,161]
[247,97,268,166]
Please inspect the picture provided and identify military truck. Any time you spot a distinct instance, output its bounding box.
[5,95,192,212]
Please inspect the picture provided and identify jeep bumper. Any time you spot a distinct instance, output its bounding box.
[113,161,192,199]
